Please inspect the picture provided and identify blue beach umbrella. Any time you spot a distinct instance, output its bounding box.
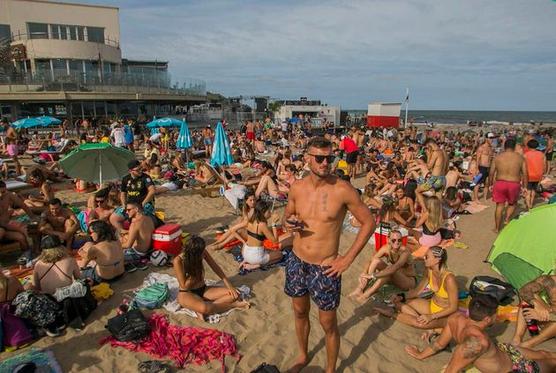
[146,117,184,129]
[36,116,61,126]
[176,121,192,150]
[210,122,234,167]
[12,117,44,129]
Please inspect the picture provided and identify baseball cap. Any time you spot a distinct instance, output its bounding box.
[487,133,495,138]
[127,159,140,170]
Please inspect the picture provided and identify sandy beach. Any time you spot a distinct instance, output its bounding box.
[0,167,554,373]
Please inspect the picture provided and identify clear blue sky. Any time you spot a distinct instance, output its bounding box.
[70,0,556,110]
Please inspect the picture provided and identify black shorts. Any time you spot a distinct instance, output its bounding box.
[477,166,489,185]
[527,181,539,191]
[346,151,359,164]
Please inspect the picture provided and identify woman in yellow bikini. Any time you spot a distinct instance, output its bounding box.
[374,246,459,330]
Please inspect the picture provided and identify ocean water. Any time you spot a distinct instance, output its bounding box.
[346,110,556,125]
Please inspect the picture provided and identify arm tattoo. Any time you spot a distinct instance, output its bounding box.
[462,336,484,359]
[519,282,543,303]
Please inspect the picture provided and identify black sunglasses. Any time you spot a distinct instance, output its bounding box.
[390,238,402,243]
[308,154,335,164]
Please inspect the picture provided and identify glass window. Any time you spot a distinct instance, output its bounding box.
[68,60,82,72]
[87,27,104,43]
[28,23,48,39]
[35,59,51,77]
[0,24,11,40]
[69,26,77,40]
[50,25,59,39]
[77,26,85,41]
[52,59,67,77]
[60,25,67,40]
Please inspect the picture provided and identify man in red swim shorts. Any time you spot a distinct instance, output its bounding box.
[489,138,528,233]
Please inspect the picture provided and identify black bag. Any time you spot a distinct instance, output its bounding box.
[250,363,280,373]
[469,276,515,306]
[106,309,150,342]
[60,284,97,329]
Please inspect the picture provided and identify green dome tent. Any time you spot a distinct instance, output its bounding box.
[487,204,556,290]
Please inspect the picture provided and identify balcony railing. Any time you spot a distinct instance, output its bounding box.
[0,69,206,97]
[8,31,120,48]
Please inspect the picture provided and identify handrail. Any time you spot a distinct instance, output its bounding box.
[0,69,206,96]
[7,31,120,48]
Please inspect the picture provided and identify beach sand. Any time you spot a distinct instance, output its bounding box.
[1,175,555,373]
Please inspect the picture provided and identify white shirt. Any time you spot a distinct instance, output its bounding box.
[111,127,126,146]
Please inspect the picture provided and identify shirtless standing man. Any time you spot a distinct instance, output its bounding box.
[473,137,493,202]
[202,125,213,157]
[488,138,528,232]
[121,201,155,271]
[405,295,556,373]
[282,137,375,373]
[419,138,448,197]
[245,121,255,143]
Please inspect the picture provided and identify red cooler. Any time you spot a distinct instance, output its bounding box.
[152,224,183,256]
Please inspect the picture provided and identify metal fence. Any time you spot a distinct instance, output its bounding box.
[0,69,206,96]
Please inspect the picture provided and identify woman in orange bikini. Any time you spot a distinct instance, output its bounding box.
[374,246,459,330]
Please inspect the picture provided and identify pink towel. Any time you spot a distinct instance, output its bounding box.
[100,313,240,372]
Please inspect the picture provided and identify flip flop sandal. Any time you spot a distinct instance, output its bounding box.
[138,361,171,373]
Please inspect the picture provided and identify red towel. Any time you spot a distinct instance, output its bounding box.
[100,313,240,372]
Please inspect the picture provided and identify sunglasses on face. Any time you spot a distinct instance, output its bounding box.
[95,199,105,204]
[390,238,402,243]
[308,154,335,164]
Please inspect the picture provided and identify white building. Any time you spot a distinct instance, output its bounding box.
[273,98,341,126]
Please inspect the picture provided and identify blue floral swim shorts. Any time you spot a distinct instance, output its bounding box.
[284,251,341,311]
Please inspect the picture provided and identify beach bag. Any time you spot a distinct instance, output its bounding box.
[12,291,61,327]
[132,283,169,310]
[60,283,97,329]
[469,276,515,306]
[0,303,34,351]
[106,309,150,342]
[250,363,280,373]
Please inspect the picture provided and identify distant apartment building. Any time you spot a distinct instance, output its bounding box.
[0,0,206,120]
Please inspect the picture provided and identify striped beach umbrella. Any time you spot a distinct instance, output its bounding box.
[210,122,233,167]
[176,121,192,149]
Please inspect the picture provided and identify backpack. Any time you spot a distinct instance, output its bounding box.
[12,291,61,327]
[469,276,515,306]
[106,309,150,342]
[132,283,169,310]
[250,363,280,373]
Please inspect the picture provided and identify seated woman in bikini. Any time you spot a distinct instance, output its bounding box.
[394,186,415,224]
[374,246,459,332]
[240,200,282,271]
[408,191,444,251]
[208,190,257,251]
[78,220,124,283]
[349,229,416,303]
[173,236,250,321]
[32,235,81,295]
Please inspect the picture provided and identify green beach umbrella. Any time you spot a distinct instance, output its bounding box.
[487,204,556,290]
[59,142,136,185]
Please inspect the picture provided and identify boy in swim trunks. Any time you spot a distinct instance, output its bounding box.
[405,295,556,373]
[282,137,375,373]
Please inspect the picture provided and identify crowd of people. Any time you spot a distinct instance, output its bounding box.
[0,115,555,372]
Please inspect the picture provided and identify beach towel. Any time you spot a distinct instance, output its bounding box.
[462,202,489,214]
[0,348,63,373]
[137,273,251,323]
[101,313,240,372]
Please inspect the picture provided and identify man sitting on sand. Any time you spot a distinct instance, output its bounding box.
[405,295,556,373]
[488,138,528,232]
[39,198,79,251]
[349,230,416,303]
[120,202,155,271]
[512,274,556,348]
